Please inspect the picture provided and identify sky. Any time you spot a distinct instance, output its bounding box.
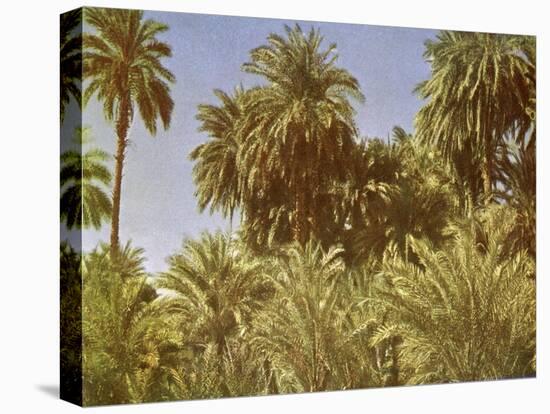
[63,10,438,274]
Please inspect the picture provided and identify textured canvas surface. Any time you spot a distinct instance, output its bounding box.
[60,6,536,406]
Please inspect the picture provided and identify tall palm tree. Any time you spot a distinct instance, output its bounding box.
[190,87,248,232]
[240,25,364,244]
[61,127,112,229]
[83,8,175,257]
[415,31,533,203]
[60,9,82,122]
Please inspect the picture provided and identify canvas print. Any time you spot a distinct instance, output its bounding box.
[60,6,536,407]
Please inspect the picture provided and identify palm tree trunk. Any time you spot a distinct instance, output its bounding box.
[481,132,493,205]
[384,336,400,386]
[481,97,494,205]
[263,358,279,394]
[110,96,131,259]
[294,176,307,245]
[293,137,309,245]
[229,206,234,236]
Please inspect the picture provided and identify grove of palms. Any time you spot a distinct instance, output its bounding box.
[60,9,536,407]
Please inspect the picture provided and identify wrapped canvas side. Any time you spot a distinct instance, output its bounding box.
[60,7,83,407]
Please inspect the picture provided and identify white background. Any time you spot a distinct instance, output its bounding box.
[0,0,547,412]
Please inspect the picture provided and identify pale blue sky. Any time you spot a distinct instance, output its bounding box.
[63,10,437,274]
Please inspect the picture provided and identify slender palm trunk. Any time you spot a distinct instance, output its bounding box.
[294,176,307,245]
[481,132,493,205]
[481,96,494,205]
[263,358,279,394]
[384,336,400,386]
[229,206,234,236]
[293,138,308,245]
[110,96,131,259]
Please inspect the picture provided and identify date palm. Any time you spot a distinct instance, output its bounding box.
[383,128,453,261]
[371,206,536,384]
[190,87,248,232]
[240,25,364,244]
[252,241,365,392]
[156,232,273,356]
[60,9,82,122]
[415,31,533,203]
[496,140,536,257]
[330,137,399,264]
[344,128,453,264]
[61,127,112,230]
[83,8,175,257]
[82,242,182,405]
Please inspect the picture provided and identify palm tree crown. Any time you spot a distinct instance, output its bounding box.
[415,31,533,203]
[240,25,364,244]
[61,127,112,229]
[157,232,273,355]
[190,87,249,225]
[60,9,82,122]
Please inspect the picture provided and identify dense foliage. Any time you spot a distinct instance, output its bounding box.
[60,12,536,406]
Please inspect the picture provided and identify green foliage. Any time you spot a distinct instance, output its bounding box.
[154,232,275,399]
[157,232,274,354]
[192,25,364,246]
[60,242,82,405]
[168,340,271,400]
[190,88,248,223]
[372,206,536,384]
[82,243,183,406]
[344,128,455,265]
[496,140,536,257]
[415,31,535,202]
[252,241,383,392]
[60,127,112,230]
[252,242,346,392]
[69,19,537,406]
[60,9,82,122]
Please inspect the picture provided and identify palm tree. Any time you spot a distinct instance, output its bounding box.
[330,137,399,264]
[60,9,82,122]
[82,242,182,405]
[251,241,378,392]
[510,35,536,147]
[167,339,271,400]
[156,232,273,356]
[415,31,534,203]
[190,87,248,232]
[496,140,536,257]
[61,127,112,229]
[383,129,453,261]
[83,8,175,257]
[240,25,364,244]
[371,205,536,384]
[345,128,453,264]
